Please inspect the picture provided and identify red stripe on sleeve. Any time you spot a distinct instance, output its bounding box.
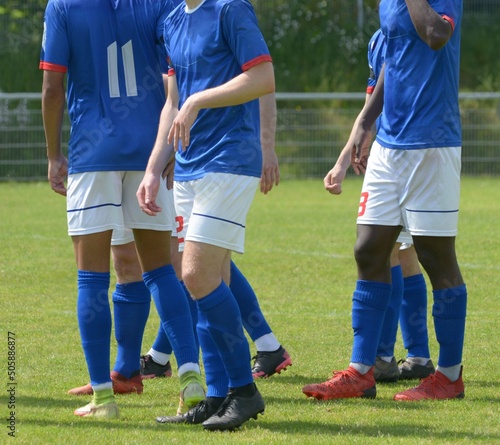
[366,86,375,94]
[241,54,273,72]
[39,61,67,73]
[168,68,176,77]
[442,15,455,32]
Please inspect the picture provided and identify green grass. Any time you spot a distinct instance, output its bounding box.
[1,177,499,444]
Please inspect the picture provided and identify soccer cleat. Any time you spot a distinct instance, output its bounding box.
[202,386,265,431]
[177,371,206,415]
[110,370,143,394]
[302,366,377,400]
[373,356,400,383]
[398,358,435,380]
[156,397,224,424]
[252,346,292,379]
[394,367,464,401]
[140,354,172,379]
[68,383,94,396]
[74,401,119,418]
[68,371,143,396]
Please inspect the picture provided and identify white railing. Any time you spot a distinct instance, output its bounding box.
[1,92,499,180]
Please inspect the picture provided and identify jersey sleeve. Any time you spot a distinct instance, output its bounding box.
[39,0,69,72]
[221,1,272,72]
[430,0,461,32]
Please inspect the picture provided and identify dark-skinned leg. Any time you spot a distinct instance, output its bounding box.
[412,236,466,381]
[302,224,404,400]
[350,225,401,368]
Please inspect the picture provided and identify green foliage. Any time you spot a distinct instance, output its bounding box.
[1,178,500,444]
[1,1,500,93]
[253,0,378,92]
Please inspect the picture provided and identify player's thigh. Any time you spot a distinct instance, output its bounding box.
[122,171,175,232]
[404,147,461,237]
[179,173,259,255]
[67,171,124,236]
[357,142,402,227]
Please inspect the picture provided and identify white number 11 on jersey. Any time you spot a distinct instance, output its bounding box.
[107,40,138,98]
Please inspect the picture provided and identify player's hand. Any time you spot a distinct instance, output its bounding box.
[260,150,280,194]
[137,172,162,216]
[324,164,346,195]
[168,94,200,152]
[47,154,68,196]
[353,127,372,175]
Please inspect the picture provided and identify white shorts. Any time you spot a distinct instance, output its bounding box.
[396,230,412,247]
[111,227,135,246]
[174,173,259,254]
[357,142,461,237]
[67,171,175,237]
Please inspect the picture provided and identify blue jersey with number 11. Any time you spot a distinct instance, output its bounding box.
[40,0,174,174]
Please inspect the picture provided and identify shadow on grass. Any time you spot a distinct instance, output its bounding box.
[10,391,500,442]
[256,372,335,386]
[260,419,500,442]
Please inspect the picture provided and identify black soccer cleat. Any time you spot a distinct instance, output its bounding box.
[252,346,292,378]
[156,397,223,424]
[140,354,172,379]
[202,385,265,432]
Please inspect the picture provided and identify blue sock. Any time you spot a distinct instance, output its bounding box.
[143,265,198,367]
[377,266,403,357]
[351,280,392,366]
[400,274,430,358]
[197,309,228,397]
[183,281,199,351]
[112,281,150,378]
[77,270,112,386]
[151,281,198,354]
[433,284,467,367]
[152,324,173,355]
[196,281,253,388]
[230,261,272,341]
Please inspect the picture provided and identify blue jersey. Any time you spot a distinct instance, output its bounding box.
[366,29,386,94]
[40,0,174,174]
[164,0,272,181]
[377,0,462,149]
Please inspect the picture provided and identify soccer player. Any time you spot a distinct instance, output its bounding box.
[137,0,275,431]
[324,28,435,383]
[142,95,292,382]
[303,0,466,401]
[40,0,204,418]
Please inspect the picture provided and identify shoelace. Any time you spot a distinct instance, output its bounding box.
[411,373,440,395]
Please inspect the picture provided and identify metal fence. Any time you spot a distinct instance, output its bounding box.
[1,92,499,181]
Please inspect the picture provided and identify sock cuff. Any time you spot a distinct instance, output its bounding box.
[196,281,229,311]
[432,284,467,319]
[353,280,392,310]
[403,273,426,289]
[112,281,150,304]
[77,270,110,289]
[391,265,402,273]
[142,264,175,287]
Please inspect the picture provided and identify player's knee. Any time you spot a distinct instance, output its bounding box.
[113,256,143,283]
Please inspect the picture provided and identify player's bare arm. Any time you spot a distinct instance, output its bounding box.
[405,0,453,50]
[169,62,275,152]
[259,92,279,194]
[137,74,178,216]
[41,70,68,196]
[325,92,374,195]
[353,64,385,166]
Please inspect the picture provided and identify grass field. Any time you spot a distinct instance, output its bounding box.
[1,177,499,445]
